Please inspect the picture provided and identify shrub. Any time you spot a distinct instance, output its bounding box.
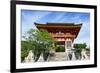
[55,46,65,52]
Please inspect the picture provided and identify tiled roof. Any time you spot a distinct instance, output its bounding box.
[34,22,82,26]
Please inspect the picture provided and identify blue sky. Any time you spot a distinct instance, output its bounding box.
[21,10,90,47]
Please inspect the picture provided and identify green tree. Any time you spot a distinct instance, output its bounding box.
[21,29,54,62]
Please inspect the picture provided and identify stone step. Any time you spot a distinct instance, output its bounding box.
[47,52,68,61]
[54,52,67,61]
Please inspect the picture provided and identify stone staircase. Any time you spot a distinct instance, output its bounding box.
[48,52,67,61]
[54,52,67,61]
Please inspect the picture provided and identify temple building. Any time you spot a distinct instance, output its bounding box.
[35,22,82,54]
[34,23,82,61]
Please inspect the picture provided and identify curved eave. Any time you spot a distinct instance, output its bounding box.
[35,22,82,28]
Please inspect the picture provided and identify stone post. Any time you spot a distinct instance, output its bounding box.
[65,39,73,60]
[65,40,70,60]
[24,50,34,63]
